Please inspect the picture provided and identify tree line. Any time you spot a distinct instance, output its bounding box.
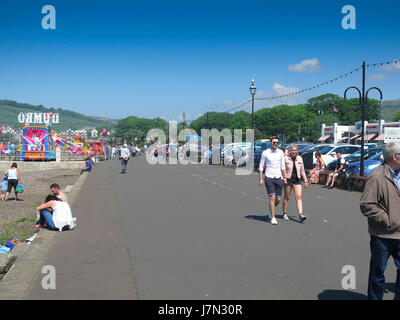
[114,93,380,144]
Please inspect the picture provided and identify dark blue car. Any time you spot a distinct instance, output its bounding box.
[347,151,383,175]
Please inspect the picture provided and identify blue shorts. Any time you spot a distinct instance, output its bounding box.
[265,177,283,197]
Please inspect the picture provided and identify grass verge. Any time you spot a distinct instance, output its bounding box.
[0,217,36,244]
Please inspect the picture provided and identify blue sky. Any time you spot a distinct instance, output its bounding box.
[0,0,399,122]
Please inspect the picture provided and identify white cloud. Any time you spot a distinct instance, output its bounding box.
[368,73,388,81]
[221,99,233,106]
[272,83,300,105]
[288,58,321,72]
[381,61,400,72]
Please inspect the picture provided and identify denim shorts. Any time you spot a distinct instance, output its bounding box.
[265,177,283,197]
[287,177,302,186]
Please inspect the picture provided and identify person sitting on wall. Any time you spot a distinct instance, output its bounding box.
[80,157,93,175]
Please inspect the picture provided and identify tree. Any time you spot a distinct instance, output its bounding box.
[392,109,400,122]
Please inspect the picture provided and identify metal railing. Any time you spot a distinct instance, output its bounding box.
[0,150,103,162]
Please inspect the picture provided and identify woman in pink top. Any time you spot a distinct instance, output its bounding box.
[282,144,308,222]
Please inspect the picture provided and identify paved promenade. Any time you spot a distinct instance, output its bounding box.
[25,157,398,299]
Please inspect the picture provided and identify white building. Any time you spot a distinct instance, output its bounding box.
[319,120,400,144]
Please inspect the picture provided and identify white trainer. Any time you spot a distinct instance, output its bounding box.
[271,217,278,225]
[283,214,289,221]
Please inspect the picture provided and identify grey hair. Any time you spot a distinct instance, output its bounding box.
[383,141,400,163]
[288,143,298,151]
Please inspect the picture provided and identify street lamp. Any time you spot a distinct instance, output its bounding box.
[317,108,324,137]
[249,79,256,130]
[344,61,383,176]
[182,112,186,131]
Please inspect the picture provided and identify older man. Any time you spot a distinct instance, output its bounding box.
[120,143,131,173]
[360,141,400,300]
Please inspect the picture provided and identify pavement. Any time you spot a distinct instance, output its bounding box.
[25,161,137,299]
[6,155,399,299]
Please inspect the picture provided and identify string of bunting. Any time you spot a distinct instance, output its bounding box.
[253,59,399,103]
[254,66,362,102]
[217,59,399,114]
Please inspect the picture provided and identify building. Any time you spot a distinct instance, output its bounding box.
[318,120,400,144]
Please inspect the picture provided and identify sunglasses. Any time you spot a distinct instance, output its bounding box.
[271,142,279,145]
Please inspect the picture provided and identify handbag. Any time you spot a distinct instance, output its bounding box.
[16,184,25,193]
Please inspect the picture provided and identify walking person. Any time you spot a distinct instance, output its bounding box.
[360,141,400,300]
[259,136,286,225]
[131,145,136,158]
[309,151,325,184]
[4,162,23,201]
[282,144,308,222]
[120,143,130,174]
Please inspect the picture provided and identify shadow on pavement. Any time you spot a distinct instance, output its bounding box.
[245,214,294,222]
[317,290,367,300]
[245,215,269,222]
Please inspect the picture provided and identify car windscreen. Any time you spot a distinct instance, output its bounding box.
[370,151,383,161]
[320,146,335,155]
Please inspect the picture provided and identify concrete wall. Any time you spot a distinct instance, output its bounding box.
[0,161,85,172]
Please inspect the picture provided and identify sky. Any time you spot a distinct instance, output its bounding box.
[0,0,399,122]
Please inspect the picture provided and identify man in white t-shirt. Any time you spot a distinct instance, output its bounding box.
[259,136,286,225]
[120,144,131,173]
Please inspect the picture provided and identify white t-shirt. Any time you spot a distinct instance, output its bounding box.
[120,147,130,159]
[259,148,285,179]
[7,168,18,180]
[52,201,74,231]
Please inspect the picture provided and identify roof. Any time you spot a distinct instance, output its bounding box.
[356,134,377,141]
[318,135,331,142]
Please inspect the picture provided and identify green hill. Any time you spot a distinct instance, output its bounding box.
[381,99,400,121]
[0,100,118,131]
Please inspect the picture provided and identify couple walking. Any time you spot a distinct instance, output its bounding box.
[258,137,308,225]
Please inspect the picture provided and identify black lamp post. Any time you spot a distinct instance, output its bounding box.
[182,112,186,131]
[249,79,256,130]
[344,61,383,176]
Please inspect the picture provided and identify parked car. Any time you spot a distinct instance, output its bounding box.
[345,147,383,163]
[347,150,383,175]
[325,148,383,170]
[320,144,361,166]
[298,144,314,154]
[301,144,333,170]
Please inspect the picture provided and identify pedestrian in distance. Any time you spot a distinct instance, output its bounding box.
[282,144,308,222]
[120,144,130,173]
[360,141,400,300]
[259,136,286,225]
[0,175,7,201]
[3,162,23,201]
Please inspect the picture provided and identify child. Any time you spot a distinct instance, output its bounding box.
[0,176,7,201]
[80,157,93,175]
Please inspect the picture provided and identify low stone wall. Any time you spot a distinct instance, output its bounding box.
[318,171,366,192]
[0,160,85,172]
